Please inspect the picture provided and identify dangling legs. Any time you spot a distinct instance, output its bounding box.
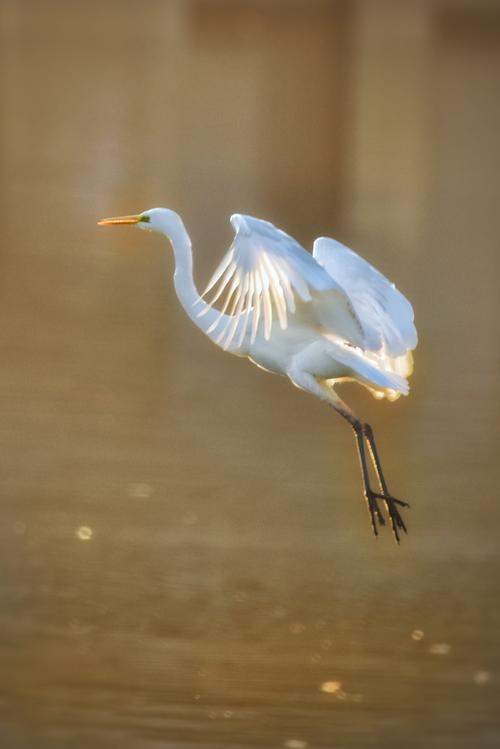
[351,418,386,536]
[363,423,409,540]
[287,367,409,541]
[332,403,408,542]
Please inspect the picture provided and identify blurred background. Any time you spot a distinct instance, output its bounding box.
[1,0,500,747]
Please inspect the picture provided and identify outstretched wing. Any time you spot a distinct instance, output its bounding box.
[199,215,365,351]
[313,237,417,358]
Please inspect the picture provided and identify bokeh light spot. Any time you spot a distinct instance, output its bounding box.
[428,643,451,655]
[76,526,93,541]
[473,670,490,685]
[320,680,342,694]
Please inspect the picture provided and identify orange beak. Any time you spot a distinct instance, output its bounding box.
[97,214,142,226]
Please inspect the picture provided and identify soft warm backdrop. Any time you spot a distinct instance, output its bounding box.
[1,1,499,747]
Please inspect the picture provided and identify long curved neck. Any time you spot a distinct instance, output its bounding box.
[162,217,234,350]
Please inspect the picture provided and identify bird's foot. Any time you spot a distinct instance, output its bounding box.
[364,489,409,543]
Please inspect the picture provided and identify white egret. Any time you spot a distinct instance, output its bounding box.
[98,209,417,542]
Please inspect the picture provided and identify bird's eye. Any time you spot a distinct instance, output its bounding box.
[140,215,151,223]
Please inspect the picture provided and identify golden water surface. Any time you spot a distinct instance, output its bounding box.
[1,2,500,747]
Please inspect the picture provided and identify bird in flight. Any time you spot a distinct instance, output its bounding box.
[98,209,417,542]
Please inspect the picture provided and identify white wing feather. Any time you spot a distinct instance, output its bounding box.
[313,237,417,357]
[201,215,365,351]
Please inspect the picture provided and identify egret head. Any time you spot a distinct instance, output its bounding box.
[98,207,183,236]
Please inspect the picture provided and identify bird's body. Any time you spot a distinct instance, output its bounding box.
[98,208,417,541]
[247,313,397,390]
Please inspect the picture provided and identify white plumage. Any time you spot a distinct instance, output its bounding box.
[201,214,366,351]
[98,207,417,541]
[199,214,416,401]
[313,236,417,356]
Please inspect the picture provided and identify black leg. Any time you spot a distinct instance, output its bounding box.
[342,415,409,542]
[363,423,390,495]
[351,420,385,536]
[333,406,385,537]
[330,396,409,543]
[362,422,409,542]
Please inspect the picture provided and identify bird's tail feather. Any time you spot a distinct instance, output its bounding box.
[324,339,409,400]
